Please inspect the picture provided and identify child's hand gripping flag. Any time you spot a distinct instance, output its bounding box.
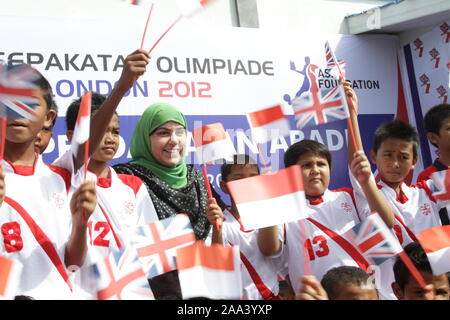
[226,165,309,231]
[417,226,450,275]
[92,246,154,300]
[176,241,242,299]
[0,256,22,300]
[131,214,196,278]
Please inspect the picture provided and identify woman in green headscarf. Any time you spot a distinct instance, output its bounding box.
[113,102,224,299]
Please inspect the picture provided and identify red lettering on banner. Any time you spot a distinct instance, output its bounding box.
[158,81,212,98]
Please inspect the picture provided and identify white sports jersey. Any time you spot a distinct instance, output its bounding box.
[283,188,371,294]
[222,208,283,300]
[377,179,444,234]
[0,156,74,299]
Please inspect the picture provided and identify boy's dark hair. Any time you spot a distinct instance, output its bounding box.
[5,63,58,120]
[321,266,374,300]
[284,139,332,168]
[65,92,108,131]
[220,154,259,182]
[373,119,419,159]
[423,104,450,148]
[393,242,432,291]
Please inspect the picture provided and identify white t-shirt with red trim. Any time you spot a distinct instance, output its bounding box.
[221,208,284,300]
[282,188,371,294]
[0,155,74,299]
[377,180,444,234]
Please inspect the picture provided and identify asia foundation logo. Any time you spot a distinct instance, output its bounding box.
[283,57,312,106]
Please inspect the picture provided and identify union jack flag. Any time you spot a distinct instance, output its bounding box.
[93,246,154,300]
[131,214,196,278]
[292,64,349,129]
[324,41,346,79]
[430,169,450,201]
[346,213,403,266]
[0,64,39,120]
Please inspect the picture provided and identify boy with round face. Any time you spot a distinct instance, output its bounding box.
[0,64,97,299]
[257,137,394,295]
[392,242,449,300]
[206,154,286,300]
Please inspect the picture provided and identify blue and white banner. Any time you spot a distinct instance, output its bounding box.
[0,15,399,196]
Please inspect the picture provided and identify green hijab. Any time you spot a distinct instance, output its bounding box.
[130,102,188,188]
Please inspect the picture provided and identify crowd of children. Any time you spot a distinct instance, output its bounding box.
[0,51,449,300]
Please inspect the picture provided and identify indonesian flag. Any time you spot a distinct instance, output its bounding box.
[226,165,309,231]
[0,256,22,300]
[72,91,91,147]
[430,169,450,201]
[192,122,236,165]
[246,105,291,144]
[176,241,242,299]
[417,226,450,275]
[176,0,212,18]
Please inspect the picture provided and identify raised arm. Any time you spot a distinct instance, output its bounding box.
[257,225,281,256]
[73,49,150,170]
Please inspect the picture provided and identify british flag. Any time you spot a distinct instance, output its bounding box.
[324,41,346,79]
[131,214,196,278]
[430,169,450,201]
[0,64,39,120]
[93,246,154,300]
[292,64,349,129]
[346,213,403,266]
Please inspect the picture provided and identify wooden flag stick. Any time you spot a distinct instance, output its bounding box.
[148,15,182,55]
[398,251,430,291]
[140,3,154,49]
[0,116,6,161]
[201,165,220,232]
[256,143,269,171]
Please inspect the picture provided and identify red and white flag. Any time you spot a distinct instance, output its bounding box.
[176,241,242,299]
[226,165,309,230]
[93,247,154,300]
[192,122,236,165]
[72,91,91,147]
[176,0,212,18]
[131,214,196,278]
[430,169,450,201]
[0,256,22,300]
[417,225,450,275]
[246,104,291,144]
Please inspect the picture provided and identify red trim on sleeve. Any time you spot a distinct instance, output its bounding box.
[4,196,73,291]
[45,164,71,194]
[117,174,144,196]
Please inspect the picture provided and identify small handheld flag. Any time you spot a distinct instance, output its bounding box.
[176,241,242,299]
[93,247,154,300]
[246,104,290,144]
[418,226,450,275]
[430,169,450,201]
[0,256,22,300]
[131,214,196,278]
[226,165,309,231]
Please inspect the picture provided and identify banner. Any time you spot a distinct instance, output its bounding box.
[0,15,399,198]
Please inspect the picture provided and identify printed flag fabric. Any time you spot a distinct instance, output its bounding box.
[418,225,450,275]
[292,64,349,129]
[176,241,242,299]
[226,165,309,231]
[131,214,196,278]
[430,169,450,201]
[176,0,211,18]
[192,122,236,165]
[346,213,403,266]
[324,40,346,79]
[0,256,22,300]
[93,247,154,300]
[246,105,291,144]
[0,64,39,120]
[72,91,91,146]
